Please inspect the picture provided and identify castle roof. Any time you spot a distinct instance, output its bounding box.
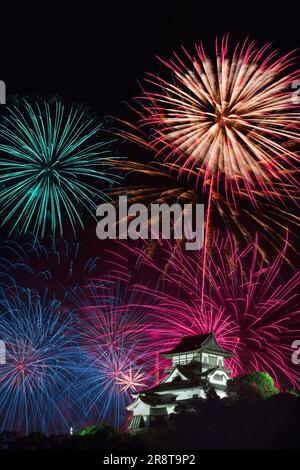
[161,333,234,357]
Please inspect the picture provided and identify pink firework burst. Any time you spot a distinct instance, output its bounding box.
[139,36,300,202]
[121,234,300,389]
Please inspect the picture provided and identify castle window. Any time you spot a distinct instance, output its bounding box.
[208,355,217,366]
[186,353,193,362]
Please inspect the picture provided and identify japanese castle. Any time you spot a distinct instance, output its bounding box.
[127,333,234,431]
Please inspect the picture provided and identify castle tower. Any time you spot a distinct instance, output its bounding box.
[127,333,234,431]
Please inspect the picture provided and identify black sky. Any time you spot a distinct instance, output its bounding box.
[1,1,300,117]
[0,2,298,391]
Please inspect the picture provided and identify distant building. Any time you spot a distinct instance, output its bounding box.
[127,333,234,431]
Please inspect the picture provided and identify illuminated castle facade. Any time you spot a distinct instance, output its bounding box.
[127,333,234,431]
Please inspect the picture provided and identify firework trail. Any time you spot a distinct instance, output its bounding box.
[0,285,81,435]
[72,279,162,429]
[114,233,300,389]
[0,98,124,238]
[0,238,34,286]
[109,159,300,261]
[134,36,300,284]
[20,236,102,301]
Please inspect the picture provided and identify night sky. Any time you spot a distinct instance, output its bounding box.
[1,1,298,256]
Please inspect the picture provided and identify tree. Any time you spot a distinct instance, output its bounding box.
[227,372,279,400]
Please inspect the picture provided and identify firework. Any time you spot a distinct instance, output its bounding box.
[115,366,145,392]
[0,234,102,303]
[138,36,300,201]
[72,280,161,429]
[0,237,32,286]
[112,69,300,263]
[0,98,123,238]
[120,234,300,389]
[0,285,81,435]
[110,158,300,261]
[20,236,101,300]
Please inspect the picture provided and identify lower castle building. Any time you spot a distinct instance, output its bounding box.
[127,333,234,431]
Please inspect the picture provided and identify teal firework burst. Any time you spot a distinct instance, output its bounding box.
[0,99,123,238]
